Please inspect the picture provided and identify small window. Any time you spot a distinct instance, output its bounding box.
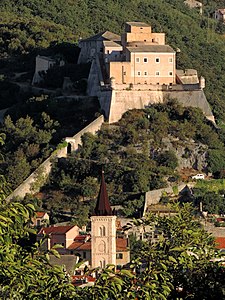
[143,57,148,63]
[116,253,123,259]
[137,71,141,76]
[62,243,64,246]
[136,57,140,63]
[156,58,160,63]
[169,57,173,63]
[144,71,148,76]
[169,71,173,76]
[100,225,106,236]
[83,252,86,259]
[156,71,160,76]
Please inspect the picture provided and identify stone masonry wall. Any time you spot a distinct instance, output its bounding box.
[6,115,104,201]
[143,183,187,215]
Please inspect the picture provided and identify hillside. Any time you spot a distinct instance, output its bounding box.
[0,0,225,121]
[28,101,225,223]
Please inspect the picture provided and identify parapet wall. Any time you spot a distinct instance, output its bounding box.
[143,183,187,215]
[65,115,104,151]
[6,115,104,201]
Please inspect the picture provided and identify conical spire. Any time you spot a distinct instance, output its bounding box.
[94,170,112,216]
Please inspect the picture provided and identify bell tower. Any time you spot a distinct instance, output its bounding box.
[91,171,116,268]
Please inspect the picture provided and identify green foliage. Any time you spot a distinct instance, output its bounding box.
[130,204,225,299]
[208,149,225,176]
[0,112,59,189]
[0,199,76,299]
[45,102,225,215]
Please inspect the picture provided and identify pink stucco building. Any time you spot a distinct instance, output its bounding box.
[78,21,214,124]
[79,22,176,86]
[38,225,80,254]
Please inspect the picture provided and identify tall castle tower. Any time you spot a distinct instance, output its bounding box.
[91,171,117,268]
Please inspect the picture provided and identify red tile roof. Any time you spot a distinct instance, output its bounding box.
[215,237,225,249]
[39,225,75,235]
[68,241,91,251]
[68,236,129,252]
[116,238,129,251]
[36,212,47,218]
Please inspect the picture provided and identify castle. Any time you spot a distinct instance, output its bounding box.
[78,21,214,123]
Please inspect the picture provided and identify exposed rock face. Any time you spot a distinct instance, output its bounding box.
[162,137,208,171]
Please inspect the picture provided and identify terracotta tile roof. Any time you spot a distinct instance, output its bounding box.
[68,241,91,251]
[81,31,121,42]
[39,225,74,235]
[68,235,91,251]
[68,236,129,252]
[36,212,46,218]
[127,45,175,53]
[215,237,225,249]
[116,238,129,252]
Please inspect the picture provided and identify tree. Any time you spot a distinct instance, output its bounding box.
[128,204,225,299]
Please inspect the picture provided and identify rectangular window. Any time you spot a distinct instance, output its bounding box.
[169,71,173,76]
[169,57,173,63]
[137,71,141,76]
[143,57,148,63]
[136,57,140,63]
[144,71,148,76]
[156,71,160,76]
[155,58,160,63]
[83,252,86,259]
[116,253,123,259]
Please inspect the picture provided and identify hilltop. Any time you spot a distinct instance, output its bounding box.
[0,0,225,121]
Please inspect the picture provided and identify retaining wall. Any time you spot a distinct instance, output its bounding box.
[143,183,188,215]
[6,115,104,201]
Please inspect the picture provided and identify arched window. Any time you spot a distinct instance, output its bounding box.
[99,225,106,236]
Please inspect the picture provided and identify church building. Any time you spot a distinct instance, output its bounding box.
[91,171,129,268]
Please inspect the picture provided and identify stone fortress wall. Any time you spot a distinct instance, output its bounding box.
[6,115,104,201]
[87,59,215,124]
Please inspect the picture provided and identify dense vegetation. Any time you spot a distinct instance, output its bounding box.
[2,194,225,299]
[0,95,100,191]
[32,101,225,222]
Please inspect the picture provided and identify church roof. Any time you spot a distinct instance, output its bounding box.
[94,171,112,216]
[80,31,121,42]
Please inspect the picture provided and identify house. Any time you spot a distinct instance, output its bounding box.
[78,21,214,124]
[32,55,65,85]
[37,225,80,254]
[32,211,49,227]
[37,172,130,269]
[215,9,225,23]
